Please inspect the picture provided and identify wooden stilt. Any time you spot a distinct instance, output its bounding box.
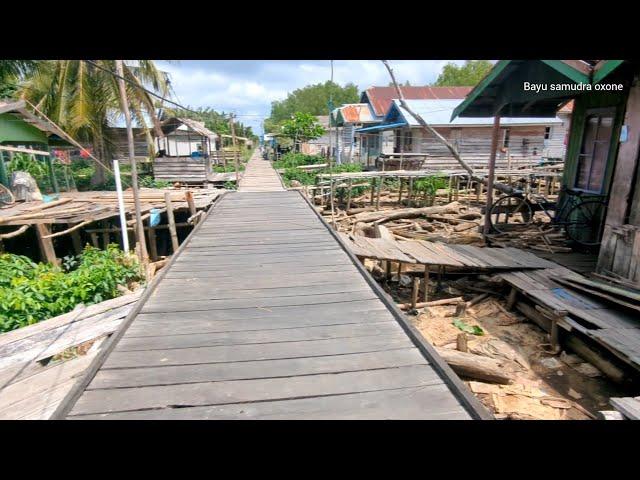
[398,178,404,204]
[411,277,420,310]
[376,177,383,210]
[35,224,59,265]
[423,265,429,302]
[148,223,158,261]
[346,179,353,211]
[506,286,518,310]
[165,191,180,253]
[369,178,376,206]
[90,232,99,248]
[408,177,414,207]
[70,230,83,255]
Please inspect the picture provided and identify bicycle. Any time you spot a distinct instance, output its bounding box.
[0,184,15,206]
[488,175,608,247]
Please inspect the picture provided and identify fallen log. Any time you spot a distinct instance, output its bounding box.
[434,347,513,384]
[397,296,464,310]
[352,201,462,223]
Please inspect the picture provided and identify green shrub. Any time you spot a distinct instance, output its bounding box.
[0,245,142,332]
[280,162,363,187]
[274,153,325,169]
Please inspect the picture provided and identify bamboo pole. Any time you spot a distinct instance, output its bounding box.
[115,60,148,268]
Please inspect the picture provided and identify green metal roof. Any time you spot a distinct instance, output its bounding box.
[451,60,625,120]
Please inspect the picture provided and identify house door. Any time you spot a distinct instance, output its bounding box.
[596,82,640,284]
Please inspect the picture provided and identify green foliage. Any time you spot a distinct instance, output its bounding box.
[280,112,325,145]
[452,318,484,336]
[213,163,246,173]
[433,61,494,87]
[273,153,325,169]
[265,81,359,132]
[0,245,142,332]
[414,176,448,194]
[280,162,363,187]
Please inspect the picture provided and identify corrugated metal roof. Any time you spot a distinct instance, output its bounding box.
[558,100,574,114]
[362,86,474,117]
[391,99,563,127]
[336,103,376,124]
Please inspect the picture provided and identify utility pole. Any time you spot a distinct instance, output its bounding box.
[229,114,240,185]
[115,60,148,269]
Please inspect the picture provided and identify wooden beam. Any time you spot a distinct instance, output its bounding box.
[35,224,59,265]
[164,191,179,253]
[483,115,501,241]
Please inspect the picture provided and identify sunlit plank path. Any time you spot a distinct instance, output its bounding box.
[56,156,487,419]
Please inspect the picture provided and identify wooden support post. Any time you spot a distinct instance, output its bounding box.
[90,232,99,248]
[398,178,404,205]
[346,179,353,212]
[35,224,59,265]
[164,191,179,253]
[411,277,420,310]
[423,265,430,303]
[456,333,468,352]
[102,231,110,249]
[447,175,453,202]
[476,181,482,203]
[408,177,414,207]
[506,286,518,310]
[376,177,382,210]
[385,261,392,281]
[147,222,158,261]
[483,115,501,242]
[454,176,460,201]
[185,191,197,222]
[369,178,376,206]
[70,230,83,255]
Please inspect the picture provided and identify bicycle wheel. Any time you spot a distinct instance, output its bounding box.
[0,184,15,206]
[489,194,533,234]
[564,200,607,246]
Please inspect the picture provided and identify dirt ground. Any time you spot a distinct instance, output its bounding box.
[368,264,634,420]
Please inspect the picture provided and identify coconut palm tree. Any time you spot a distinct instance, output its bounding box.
[19,60,170,185]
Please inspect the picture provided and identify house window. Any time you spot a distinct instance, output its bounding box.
[403,130,413,151]
[574,109,615,193]
[544,127,551,140]
[503,129,510,148]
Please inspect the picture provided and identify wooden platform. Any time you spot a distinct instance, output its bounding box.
[53,188,488,420]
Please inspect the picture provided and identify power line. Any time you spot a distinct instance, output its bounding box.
[82,60,203,116]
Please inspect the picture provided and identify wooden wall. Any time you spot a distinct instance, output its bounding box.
[153,156,210,183]
[597,76,640,283]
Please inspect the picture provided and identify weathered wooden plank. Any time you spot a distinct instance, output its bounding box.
[71,384,469,420]
[116,321,403,351]
[88,347,427,390]
[104,334,413,369]
[70,365,443,415]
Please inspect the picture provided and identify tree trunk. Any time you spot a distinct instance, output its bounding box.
[91,136,107,186]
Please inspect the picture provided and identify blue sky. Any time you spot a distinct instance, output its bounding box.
[154,60,466,135]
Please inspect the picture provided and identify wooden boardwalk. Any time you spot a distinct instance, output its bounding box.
[238,153,285,192]
[54,159,487,419]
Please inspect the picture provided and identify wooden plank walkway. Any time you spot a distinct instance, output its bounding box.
[238,153,285,192]
[53,159,487,419]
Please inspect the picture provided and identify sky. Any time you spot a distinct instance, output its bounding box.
[154,60,467,135]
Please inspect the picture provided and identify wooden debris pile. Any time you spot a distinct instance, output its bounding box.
[0,290,142,419]
[486,224,573,253]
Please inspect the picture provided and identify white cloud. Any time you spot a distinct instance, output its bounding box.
[155,60,470,134]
